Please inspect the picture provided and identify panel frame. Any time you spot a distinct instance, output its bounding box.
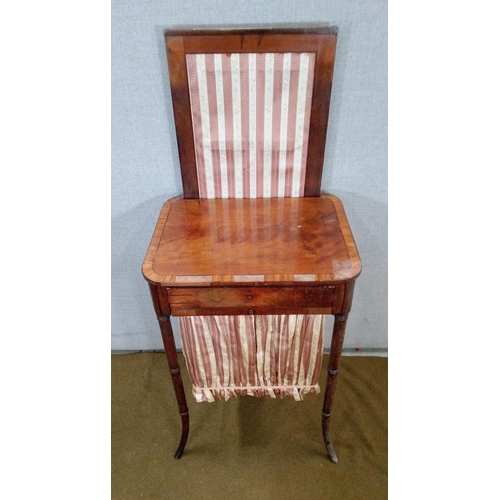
[164,26,338,198]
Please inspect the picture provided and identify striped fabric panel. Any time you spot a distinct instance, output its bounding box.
[181,51,324,403]
[186,52,316,199]
[179,315,325,402]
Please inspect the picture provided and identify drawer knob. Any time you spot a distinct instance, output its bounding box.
[247,293,252,299]
[248,309,254,315]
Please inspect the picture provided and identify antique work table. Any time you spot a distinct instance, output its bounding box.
[142,26,361,463]
[142,194,361,462]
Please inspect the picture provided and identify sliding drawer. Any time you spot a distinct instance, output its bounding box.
[168,286,334,316]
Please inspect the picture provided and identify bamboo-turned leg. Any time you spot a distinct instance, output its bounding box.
[322,313,349,463]
[157,315,189,459]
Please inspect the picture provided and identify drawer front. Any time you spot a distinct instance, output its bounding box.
[168,286,334,316]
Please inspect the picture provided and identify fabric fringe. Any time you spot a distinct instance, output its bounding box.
[191,383,320,403]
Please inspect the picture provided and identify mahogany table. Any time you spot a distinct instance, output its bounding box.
[142,192,361,462]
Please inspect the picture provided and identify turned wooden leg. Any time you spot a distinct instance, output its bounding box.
[322,313,349,463]
[157,315,189,459]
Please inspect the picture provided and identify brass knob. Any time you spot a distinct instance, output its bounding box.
[247,293,252,299]
[248,309,254,315]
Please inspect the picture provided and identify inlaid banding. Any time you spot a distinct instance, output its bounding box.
[233,274,265,282]
[175,275,213,283]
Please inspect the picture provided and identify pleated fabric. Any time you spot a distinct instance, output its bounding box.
[180,315,325,402]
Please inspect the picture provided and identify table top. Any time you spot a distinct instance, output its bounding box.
[142,193,361,287]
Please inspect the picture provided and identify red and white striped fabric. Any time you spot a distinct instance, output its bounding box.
[179,51,325,402]
[180,315,325,402]
[186,52,316,199]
